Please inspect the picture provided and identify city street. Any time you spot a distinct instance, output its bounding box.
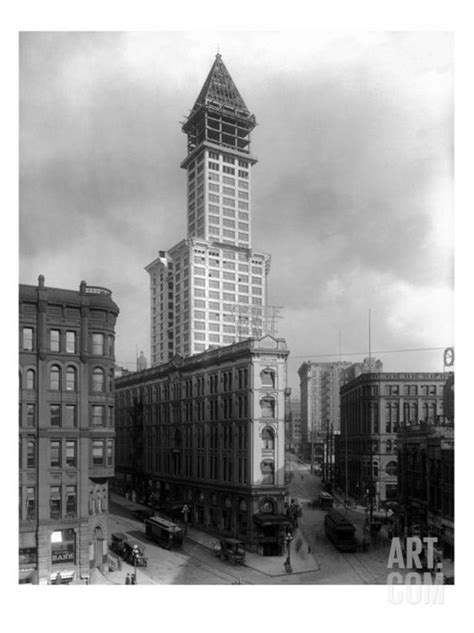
[286,455,394,584]
[97,461,400,585]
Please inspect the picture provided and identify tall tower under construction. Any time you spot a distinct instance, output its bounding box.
[146,54,271,365]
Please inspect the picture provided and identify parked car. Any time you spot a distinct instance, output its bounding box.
[110,532,148,567]
[213,538,246,565]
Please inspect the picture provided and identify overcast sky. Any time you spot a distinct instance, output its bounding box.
[19,31,453,391]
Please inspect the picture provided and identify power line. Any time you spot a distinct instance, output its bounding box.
[290,346,448,359]
[115,346,450,366]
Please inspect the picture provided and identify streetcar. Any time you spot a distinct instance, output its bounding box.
[324,509,357,552]
[318,491,334,509]
[144,515,184,550]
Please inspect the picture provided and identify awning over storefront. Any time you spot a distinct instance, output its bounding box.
[253,513,291,527]
[19,570,35,583]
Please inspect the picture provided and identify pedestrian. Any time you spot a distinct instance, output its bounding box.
[125,573,130,585]
[131,572,136,585]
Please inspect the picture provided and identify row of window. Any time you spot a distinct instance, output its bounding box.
[193,288,263,305]
[117,368,250,406]
[21,328,113,356]
[385,384,443,396]
[20,402,112,428]
[20,485,78,521]
[21,365,113,392]
[193,280,262,293]
[207,152,249,169]
[20,437,113,470]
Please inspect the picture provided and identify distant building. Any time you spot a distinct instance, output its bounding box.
[137,350,148,372]
[287,399,302,453]
[114,364,132,378]
[114,335,291,556]
[146,54,271,366]
[298,361,353,467]
[341,357,383,383]
[339,372,447,509]
[19,276,119,584]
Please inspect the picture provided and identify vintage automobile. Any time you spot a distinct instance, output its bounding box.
[213,538,246,565]
[110,532,148,567]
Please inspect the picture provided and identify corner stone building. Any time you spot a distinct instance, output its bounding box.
[339,372,447,508]
[114,335,290,555]
[19,276,119,584]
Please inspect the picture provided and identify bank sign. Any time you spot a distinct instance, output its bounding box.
[52,545,74,564]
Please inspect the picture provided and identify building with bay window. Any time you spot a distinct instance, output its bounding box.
[19,276,119,584]
[114,335,291,555]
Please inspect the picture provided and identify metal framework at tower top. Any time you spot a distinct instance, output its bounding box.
[182,54,257,156]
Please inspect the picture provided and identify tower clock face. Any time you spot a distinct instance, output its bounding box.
[444,347,454,367]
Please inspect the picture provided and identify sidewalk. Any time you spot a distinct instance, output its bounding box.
[185,525,320,577]
[93,559,158,585]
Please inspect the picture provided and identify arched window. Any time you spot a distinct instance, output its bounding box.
[27,440,36,468]
[386,461,397,477]
[50,365,61,390]
[25,369,35,390]
[261,368,275,388]
[262,427,275,450]
[261,397,275,419]
[92,367,104,392]
[260,497,275,513]
[422,402,429,422]
[66,366,77,391]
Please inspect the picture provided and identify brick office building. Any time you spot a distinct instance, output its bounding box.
[114,335,291,555]
[19,276,119,584]
[339,372,447,509]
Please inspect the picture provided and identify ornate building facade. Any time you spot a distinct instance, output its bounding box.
[19,276,119,584]
[114,335,290,555]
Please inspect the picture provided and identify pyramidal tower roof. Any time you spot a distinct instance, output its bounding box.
[189,54,251,117]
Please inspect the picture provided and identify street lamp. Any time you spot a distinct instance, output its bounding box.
[132,544,139,584]
[284,531,293,573]
[182,504,190,536]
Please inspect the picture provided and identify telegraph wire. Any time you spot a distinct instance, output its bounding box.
[115,346,450,366]
[290,346,448,359]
